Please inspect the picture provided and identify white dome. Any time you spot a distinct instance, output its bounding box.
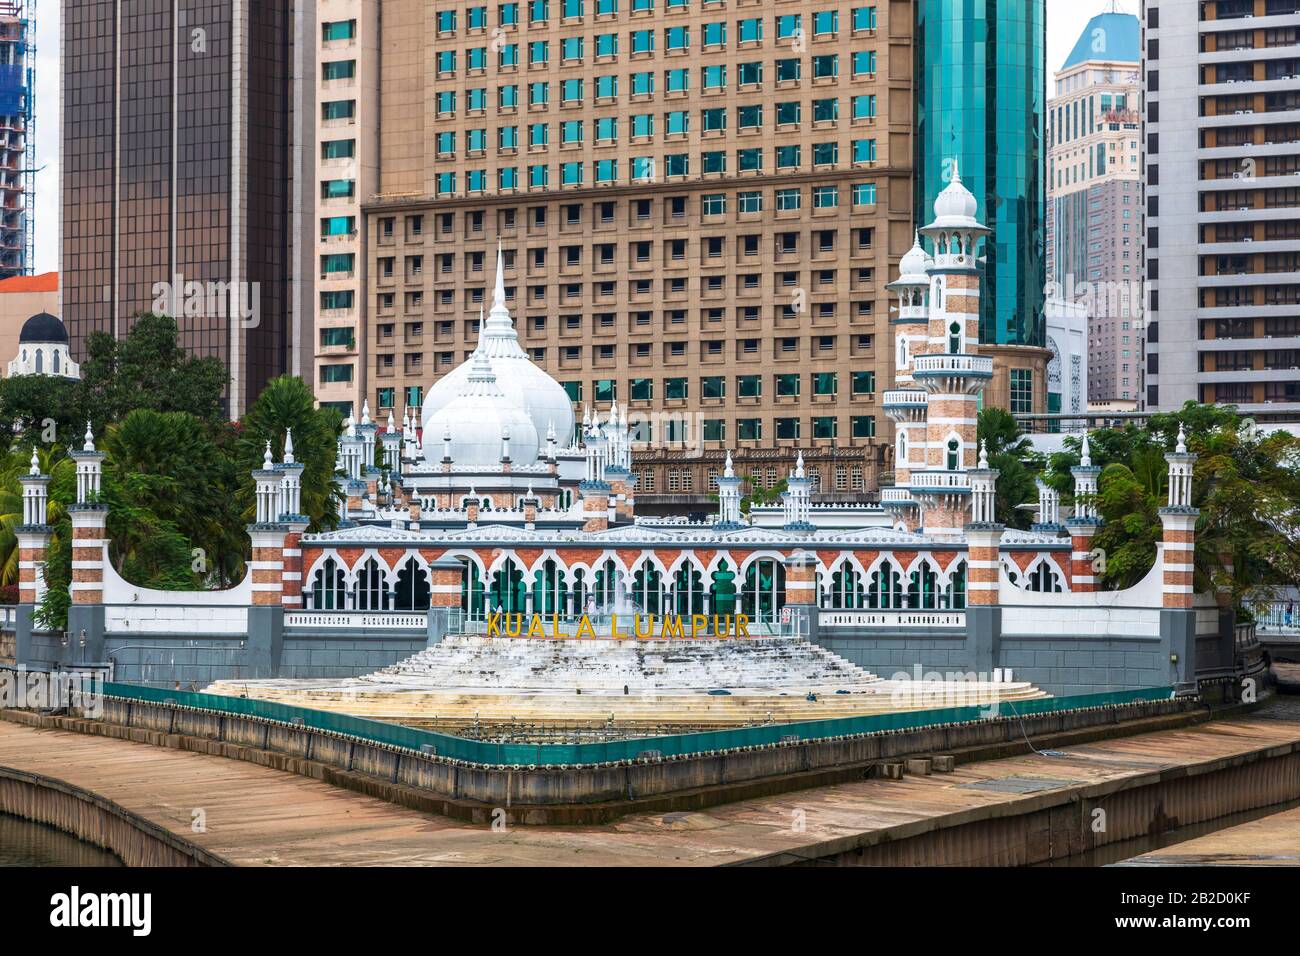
[929,164,983,229]
[897,231,933,280]
[424,350,540,467]
[422,247,576,454]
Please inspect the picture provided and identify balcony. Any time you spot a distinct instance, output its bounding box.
[911,353,993,394]
[882,389,928,422]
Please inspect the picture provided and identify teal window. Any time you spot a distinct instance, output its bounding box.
[813,372,838,396]
[322,20,356,41]
[666,110,689,134]
[852,370,875,395]
[405,385,423,407]
[595,159,617,182]
[1010,369,1034,415]
[529,164,549,187]
[852,6,877,31]
[562,77,583,102]
[499,126,519,149]
[562,381,583,402]
[528,122,548,147]
[631,29,654,53]
[701,376,725,399]
[528,40,549,65]
[852,416,876,439]
[468,169,487,192]
[596,74,618,97]
[776,418,800,440]
[436,131,455,153]
[702,107,726,131]
[561,161,583,185]
[777,14,801,39]
[632,0,653,10]
[703,419,725,442]
[813,9,838,35]
[499,43,518,67]
[563,0,584,16]
[595,117,616,142]
[737,104,762,129]
[813,98,838,122]
[499,167,519,189]
[594,379,616,402]
[630,378,653,401]
[631,71,654,94]
[702,193,726,215]
[852,138,877,163]
[666,26,688,50]
[596,0,617,12]
[321,179,354,199]
[665,153,688,176]
[468,47,487,70]
[437,90,456,113]
[703,22,726,46]
[775,188,801,210]
[437,10,457,31]
[666,68,689,91]
[467,128,487,151]
[702,64,726,90]
[812,54,838,78]
[320,290,354,310]
[812,417,837,440]
[776,145,801,169]
[320,326,355,348]
[437,50,457,73]
[321,139,354,160]
[813,185,838,208]
[528,82,549,105]
[468,6,488,28]
[738,18,762,42]
[323,60,355,81]
[737,191,762,213]
[852,94,877,119]
[529,0,549,23]
[377,388,396,409]
[596,33,618,56]
[776,101,801,124]
[498,85,518,108]
[665,377,688,400]
[776,58,801,81]
[852,51,877,76]
[320,364,354,384]
[321,215,354,236]
[852,182,877,205]
[436,172,456,194]
[737,419,761,441]
[631,113,653,136]
[737,61,762,85]
[632,156,655,179]
[813,141,838,165]
[737,375,762,398]
[737,148,762,172]
[562,120,584,143]
[775,373,799,397]
[322,100,355,120]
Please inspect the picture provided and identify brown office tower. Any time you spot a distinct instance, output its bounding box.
[61,0,313,418]
[349,1,914,515]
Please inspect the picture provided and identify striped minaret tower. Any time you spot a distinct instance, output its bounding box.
[965,440,1003,608]
[882,232,932,531]
[278,429,310,610]
[1068,434,1104,591]
[249,440,288,609]
[16,448,51,607]
[1159,424,1198,610]
[69,423,107,608]
[913,164,993,538]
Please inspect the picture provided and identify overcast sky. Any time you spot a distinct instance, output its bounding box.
[29,0,1121,275]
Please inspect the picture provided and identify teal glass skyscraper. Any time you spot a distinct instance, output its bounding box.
[915,0,1046,349]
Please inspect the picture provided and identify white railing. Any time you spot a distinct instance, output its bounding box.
[818,609,966,628]
[882,389,928,406]
[909,470,972,490]
[285,612,428,630]
[1257,602,1299,634]
[912,354,994,376]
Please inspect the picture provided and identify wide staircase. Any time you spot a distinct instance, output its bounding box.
[204,636,1046,736]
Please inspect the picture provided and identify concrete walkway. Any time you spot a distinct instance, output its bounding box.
[3,713,1300,866]
[1123,804,1300,866]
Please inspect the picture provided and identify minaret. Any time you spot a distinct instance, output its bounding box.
[782,450,814,532]
[278,429,310,610]
[1068,433,1104,592]
[380,411,403,479]
[883,231,934,531]
[913,165,993,537]
[69,422,107,608]
[17,447,51,607]
[1032,469,1065,535]
[964,439,1003,670]
[715,450,744,529]
[1159,424,1200,687]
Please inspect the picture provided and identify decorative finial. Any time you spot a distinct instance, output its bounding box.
[387,411,396,432]
[82,421,95,452]
[978,439,988,469]
[493,241,507,312]
[1080,433,1092,467]
[724,449,735,478]
[263,439,273,468]
[29,446,39,476]
[1175,423,1187,455]
[794,449,805,479]
[361,399,371,426]
[284,428,295,464]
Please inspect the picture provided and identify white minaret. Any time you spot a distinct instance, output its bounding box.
[782,450,813,531]
[715,450,744,528]
[1071,433,1102,523]
[967,440,1000,526]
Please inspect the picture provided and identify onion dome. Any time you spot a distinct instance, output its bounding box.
[18,312,68,344]
[424,349,539,467]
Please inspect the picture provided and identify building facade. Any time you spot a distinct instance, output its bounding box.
[1047,10,1144,405]
[914,0,1050,412]
[59,0,312,418]
[0,3,32,278]
[1143,0,1300,421]
[334,0,914,510]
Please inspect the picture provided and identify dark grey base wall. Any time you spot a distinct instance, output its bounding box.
[279,635,429,680]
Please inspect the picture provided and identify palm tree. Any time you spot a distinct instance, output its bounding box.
[0,445,73,586]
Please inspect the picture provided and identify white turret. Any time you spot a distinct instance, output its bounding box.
[782,450,813,531]
[715,450,744,528]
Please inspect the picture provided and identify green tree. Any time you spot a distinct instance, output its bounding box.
[0,375,87,454]
[235,375,343,530]
[976,407,1041,528]
[80,312,227,427]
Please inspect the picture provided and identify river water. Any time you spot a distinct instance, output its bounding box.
[0,813,123,867]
